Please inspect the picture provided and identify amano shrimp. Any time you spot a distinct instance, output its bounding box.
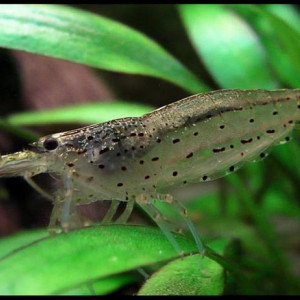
[1,88,300,253]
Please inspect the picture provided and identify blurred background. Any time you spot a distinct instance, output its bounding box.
[0,4,300,295]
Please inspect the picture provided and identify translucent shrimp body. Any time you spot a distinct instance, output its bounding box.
[1,88,300,253]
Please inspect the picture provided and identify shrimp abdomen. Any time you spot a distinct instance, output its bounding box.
[140,89,300,189]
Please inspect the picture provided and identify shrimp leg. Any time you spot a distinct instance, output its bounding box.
[24,173,53,202]
[23,171,95,232]
[60,173,74,231]
[48,197,63,234]
[115,197,135,224]
[160,194,205,254]
[136,194,182,254]
[101,200,120,224]
[53,172,82,232]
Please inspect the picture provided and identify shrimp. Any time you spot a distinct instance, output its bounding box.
[1,88,300,254]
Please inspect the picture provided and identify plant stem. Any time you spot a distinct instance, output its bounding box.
[204,246,254,293]
[204,246,244,279]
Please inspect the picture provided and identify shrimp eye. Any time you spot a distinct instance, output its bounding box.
[43,138,59,151]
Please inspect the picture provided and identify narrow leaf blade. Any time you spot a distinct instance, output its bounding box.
[0,4,208,93]
[178,4,277,89]
[230,4,300,88]
[7,101,154,126]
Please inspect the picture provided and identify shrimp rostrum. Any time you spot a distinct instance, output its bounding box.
[1,88,300,253]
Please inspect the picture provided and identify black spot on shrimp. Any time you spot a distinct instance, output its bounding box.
[213,147,226,153]
[266,129,275,134]
[241,138,253,144]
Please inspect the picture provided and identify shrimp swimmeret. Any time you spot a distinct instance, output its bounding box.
[1,88,300,253]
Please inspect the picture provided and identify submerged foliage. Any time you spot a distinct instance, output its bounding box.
[0,4,300,295]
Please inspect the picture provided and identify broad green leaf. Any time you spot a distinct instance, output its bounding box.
[62,274,137,295]
[7,101,154,126]
[229,5,300,88]
[138,239,229,295]
[0,229,48,259]
[0,225,198,295]
[0,229,137,295]
[178,4,277,89]
[0,4,208,93]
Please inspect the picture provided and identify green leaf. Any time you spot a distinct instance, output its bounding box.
[0,229,137,295]
[7,101,154,126]
[0,4,208,93]
[261,189,300,218]
[261,4,300,34]
[178,4,277,89]
[0,225,198,295]
[229,4,300,88]
[138,239,229,295]
[62,274,137,295]
[0,229,48,260]
[0,117,38,141]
